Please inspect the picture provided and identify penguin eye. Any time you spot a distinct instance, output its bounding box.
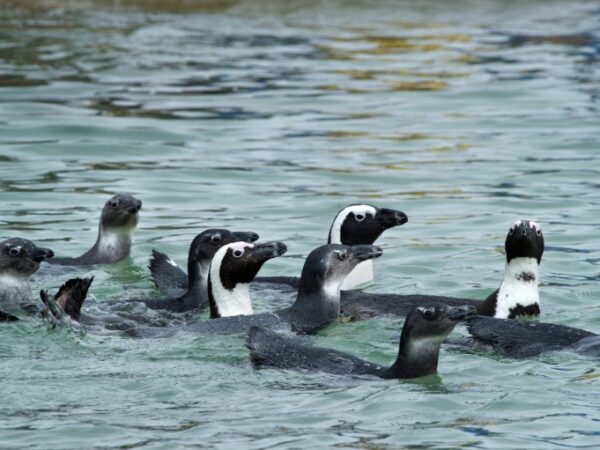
[9,247,20,257]
[233,249,245,258]
[423,308,435,319]
[110,200,119,208]
[211,235,222,244]
[535,228,542,237]
[337,251,347,261]
[354,214,365,222]
[508,227,515,235]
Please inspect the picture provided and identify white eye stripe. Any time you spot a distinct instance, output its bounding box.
[529,221,541,232]
[227,241,254,256]
[9,246,21,255]
[330,204,377,244]
[510,220,522,231]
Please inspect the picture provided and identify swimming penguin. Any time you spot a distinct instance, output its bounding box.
[0,238,54,314]
[47,193,142,266]
[126,244,383,338]
[0,237,95,323]
[133,229,260,313]
[246,303,475,379]
[339,220,544,320]
[465,316,600,359]
[149,204,407,296]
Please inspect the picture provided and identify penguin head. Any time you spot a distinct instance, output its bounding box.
[189,229,260,266]
[505,220,544,264]
[100,193,142,231]
[328,204,408,246]
[301,244,383,295]
[211,241,287,290]
[0,238,54,278]
[403,303,476,343]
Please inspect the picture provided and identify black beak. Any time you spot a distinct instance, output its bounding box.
[253,241,287,261]
[32,246,54,262]
[351,244,383,261]
[233,231,260,243]
[127,199,142,214]
[378,208,408,229]
[445,304,476,321]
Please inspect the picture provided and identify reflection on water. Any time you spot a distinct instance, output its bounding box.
[1,1,600,449]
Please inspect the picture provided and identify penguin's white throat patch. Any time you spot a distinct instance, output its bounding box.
[495,257,540,319]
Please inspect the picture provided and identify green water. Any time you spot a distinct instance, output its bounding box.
[1,0,599,448]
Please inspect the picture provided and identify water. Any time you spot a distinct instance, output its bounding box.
[1,0,599,448]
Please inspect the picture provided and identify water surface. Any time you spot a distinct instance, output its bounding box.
[1,1,599,448]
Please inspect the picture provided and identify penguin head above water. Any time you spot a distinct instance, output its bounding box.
[505,220,544,264]
[208,241,287,318]
[95,193,142,261]
[100,193,142,232]
[0,238,54,279]
[493,220,544,319]
[403,303,476,346]
[386,303,475,379]
[328,204,408,246]
[0,238,54,313]
[327,205,406,290]
[298,244,383,300]
[187,229,259,286]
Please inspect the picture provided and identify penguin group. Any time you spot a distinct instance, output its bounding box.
[1,193,597,381]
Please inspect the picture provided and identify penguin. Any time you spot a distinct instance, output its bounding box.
[0,237,94,323]
[0,238,54,314]
[339,220,544,320]
[465,316,600,359]
[246,303,475,379]
[47,193,142,266]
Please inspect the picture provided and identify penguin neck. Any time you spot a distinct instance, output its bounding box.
[207,274,253,319]
[341,259,373,290]
[383,331,445,379]
[328,230,374,290]
[179,263,209,310]
[92,225,133,263]
[289,271,342,325]
[187,258,209,291]
[492,257,540,319]
[0,273,32,312]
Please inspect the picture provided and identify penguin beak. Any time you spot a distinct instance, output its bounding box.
[127,199,142,214]
[32,246,54,262]
[377,208,408,229]
[445,304,476,321]
[252,241,287,261]
[233,231,260,243]
[351,245,383,261]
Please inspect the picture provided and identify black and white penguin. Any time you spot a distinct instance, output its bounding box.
[135,229,260,313]
[126,244,383,338]
[246,303,475,379]
[465,316,600,359]
[148,204,407,296]
[340,220,545,320]
[207,241,288,318]
[0,238,54,314]
[47,193,142,266]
